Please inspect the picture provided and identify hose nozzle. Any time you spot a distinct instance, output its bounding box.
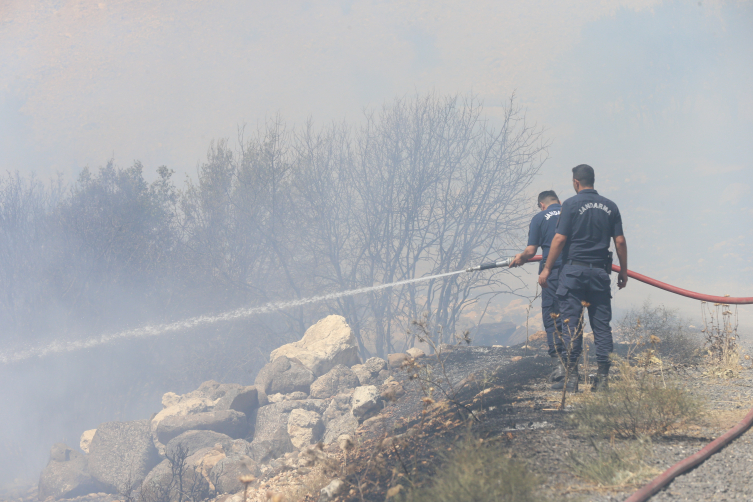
[466,257,513,272]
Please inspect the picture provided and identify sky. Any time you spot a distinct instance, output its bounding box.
[1,0,752,327]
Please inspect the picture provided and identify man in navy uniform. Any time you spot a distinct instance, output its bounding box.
[538,165,628,392]
[510,190,565,382]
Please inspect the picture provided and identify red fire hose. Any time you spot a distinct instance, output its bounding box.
[525,255,753,500]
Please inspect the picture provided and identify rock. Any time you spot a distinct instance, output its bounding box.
[380,381,405,402]
[387,353,410,368]
[151,381,260,453]
[351,386,383,422]
[80,430,96,454]
[270,315,360,377]
[139,459,172,498]
[155,410,249,446]
[268,391,308,403]
[88,420,160,493]
[249,400,326,463]
[350,357,388,386]
[322,392,352,424]
[211,455,260,495]
[337,435,354,452]
[323,413,358,444]
[38,444,98,500]
[254,356,315,395]
[309,365,360,399]
[319,479,347,502]
[186,447,226,488]
[407,347,426,358]
[165,430,236,459]
[142,446,229,500]
[50,442,72,462]
[287,409,324,449]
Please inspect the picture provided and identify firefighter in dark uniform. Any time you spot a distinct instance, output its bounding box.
[538,164,628,392]
[510,190,565,382]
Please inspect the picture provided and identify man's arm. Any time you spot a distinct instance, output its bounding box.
[510,245,538,268]
[538,233,567,288]
[614,235,628,289]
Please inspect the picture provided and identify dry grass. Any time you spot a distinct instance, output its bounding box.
[569,357,704,438]
[702,302,742,379]
[398,435,543,502]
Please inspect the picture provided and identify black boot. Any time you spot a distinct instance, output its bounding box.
[551,364,578,392]
[591,363,610,392]
[548,358,565,383]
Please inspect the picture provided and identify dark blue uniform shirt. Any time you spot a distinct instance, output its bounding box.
[556,189,623,263]
[527,203,563,272]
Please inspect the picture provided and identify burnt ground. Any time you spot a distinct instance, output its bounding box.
[345,343,753,502]
[8,344,752,502]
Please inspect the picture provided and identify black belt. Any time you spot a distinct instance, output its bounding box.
[566,259,606,268]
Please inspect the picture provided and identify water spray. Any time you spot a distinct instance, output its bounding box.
[3,255,751,364]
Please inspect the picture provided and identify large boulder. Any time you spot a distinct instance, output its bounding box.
[165,430,236,459]
[248,400,326,463]
[323,413,358,445]
[350,357,388,386]
[141,445,228,500]
[38,443,99,500]
[211,455,260,495]
[269,315,360,377]
[351,386,383,422]
[154,410,248,446]
[151,382,259,452]
[287,409,324,449]
[254,356,315,395]
[88,420,160,493]
[309,365,360,399]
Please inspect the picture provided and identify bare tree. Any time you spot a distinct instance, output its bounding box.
[295,93,546,356]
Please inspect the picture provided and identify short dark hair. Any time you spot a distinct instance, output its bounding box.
[572,164,595,186]
[538,190,559,205]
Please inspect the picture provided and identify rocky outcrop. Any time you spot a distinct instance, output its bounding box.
[269,315,360,377]
[249,400,327,463]
[254,356,315,396]
[155,410,249,446]
[351,386,383,422]
[38,444,98,500]
[309,365,360,399]
[287,409,324,449]
[39,314,421,500]
[350,357,388,386]
[88,420,160,494]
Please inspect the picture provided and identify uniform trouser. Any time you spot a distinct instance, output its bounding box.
[541,266,564,357]
[555,264,614,366]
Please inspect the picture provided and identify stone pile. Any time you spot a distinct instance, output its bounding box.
[38,315,414,502]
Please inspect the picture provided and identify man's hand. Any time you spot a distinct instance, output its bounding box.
[538,268,550,289]
[509,253,525,268]
[617,269,628,289]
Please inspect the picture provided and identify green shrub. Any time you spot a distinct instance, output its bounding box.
[570,359,703,438]
[400,437,542,502]
[566,437,659,487]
